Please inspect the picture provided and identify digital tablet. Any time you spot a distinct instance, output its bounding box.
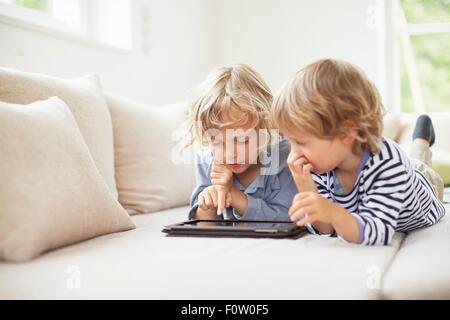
[162,219,307,239]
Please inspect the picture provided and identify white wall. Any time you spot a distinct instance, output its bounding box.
[0,0,386,106]
[217,0,383,96]
[0,0,218,105]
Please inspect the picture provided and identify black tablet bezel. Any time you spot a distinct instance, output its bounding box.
[162,219,307,239]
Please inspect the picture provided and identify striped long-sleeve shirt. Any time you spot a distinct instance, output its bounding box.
[309,137,446,245]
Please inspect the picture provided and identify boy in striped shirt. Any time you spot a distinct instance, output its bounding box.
[271,59,446,245]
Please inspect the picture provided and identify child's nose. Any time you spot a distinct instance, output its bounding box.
[223,153,236,164]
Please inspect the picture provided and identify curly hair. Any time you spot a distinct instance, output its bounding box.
[187,63,275,147]
[272,59,385,155]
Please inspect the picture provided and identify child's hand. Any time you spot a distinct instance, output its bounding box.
[287,161,338,226]
[198,185,232,216]
[210,164,234,215]
[211,164,233,190]
[288,191,339,227]
[287,151,317,192]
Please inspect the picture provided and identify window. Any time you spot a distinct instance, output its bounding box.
[397,0,450,112]
[0,0,132,50]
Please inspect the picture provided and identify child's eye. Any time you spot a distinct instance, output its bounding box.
[291,139,307,146]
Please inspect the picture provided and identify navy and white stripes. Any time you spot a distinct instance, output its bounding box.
[310,138,446,245]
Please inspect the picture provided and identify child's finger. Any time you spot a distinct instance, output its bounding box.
[290,206,314,222]
[210,172,222,179]
[211,164,220,176]
[291,168,306,192]
[212,163,227,173]
[217,188,226,215]
[297,213,317,227]
[211,177,227,186]
[288,197,314,216]
[293,177,305,193]
[226,192,232,207]
[203,192,213,209]
[208,189,218,208]
[292,158,308,185]
[287,151,300,164]
[293,157,309,173]
[303,163,318,192]
[287,152,302,171]
[198,194,206,210]
[293,192,313,202]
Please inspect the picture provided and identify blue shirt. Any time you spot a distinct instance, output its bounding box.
[188,139,297,221]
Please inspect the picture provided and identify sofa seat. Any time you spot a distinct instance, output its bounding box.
[1,205,422,300]
[382,213,450,299]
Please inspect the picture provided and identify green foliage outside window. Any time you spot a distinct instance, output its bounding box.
[15,0,50,12]
[400,0,450,112]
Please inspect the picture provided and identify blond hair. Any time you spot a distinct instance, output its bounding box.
[187,63,274,146]
[272,59,384,155]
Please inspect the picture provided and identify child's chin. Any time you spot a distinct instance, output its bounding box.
[227,164,248,173]
[311,168,325,175]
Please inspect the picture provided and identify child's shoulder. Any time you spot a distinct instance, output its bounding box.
[270,138,291,161]
[278,138,291,156]
[311,138,412,186]
[260,139,291,175]
[370,137,411,167]
[360,137,414,182]
[195,148,213,167]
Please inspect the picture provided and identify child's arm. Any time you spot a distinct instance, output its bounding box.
[209,163,297,220]
[290,191,361,242]
[348,160,408,245]
[287,152,335,235]
[188,152,217,220]
[291,160,408,245]
[310,176,339,234]
[189,154,234,219]
[311,221,335,234]
[230,169,298,221]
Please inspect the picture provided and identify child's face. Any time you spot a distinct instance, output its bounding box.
[284,128,353,174]
[210,125,260,174]
[210,111,259,174]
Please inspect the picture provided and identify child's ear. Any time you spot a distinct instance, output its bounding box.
[340,119,358,145]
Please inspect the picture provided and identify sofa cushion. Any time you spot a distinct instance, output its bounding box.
[382,203,450,299]
[106,93,196,214]
[383,113,403,142]
[0,97,135,262]
[0,204,404,298]
[0,67,118,198]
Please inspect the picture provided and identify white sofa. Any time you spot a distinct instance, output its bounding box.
[0,203,449,299]
[0,69,449,300]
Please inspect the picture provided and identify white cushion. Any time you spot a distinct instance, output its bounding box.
[383,113,403,142]
[382,204,450,299]
[106,93,196,214]
[0,67,118,198]
[0,97,135,262]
